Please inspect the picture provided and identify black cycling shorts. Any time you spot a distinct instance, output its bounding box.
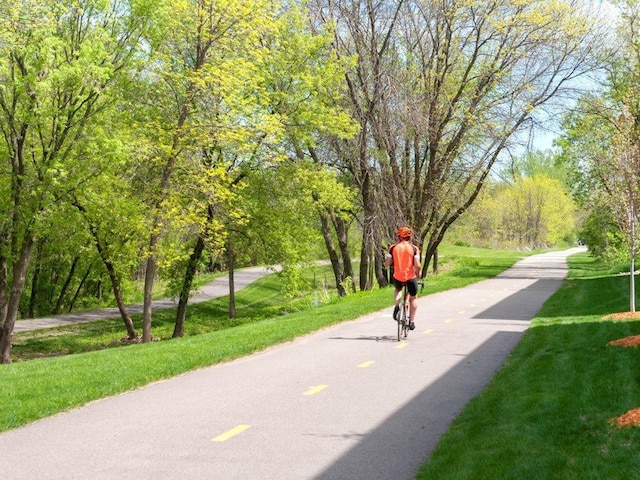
[393,278,418,296]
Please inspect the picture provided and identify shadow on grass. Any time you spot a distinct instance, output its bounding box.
[537,275,631,318]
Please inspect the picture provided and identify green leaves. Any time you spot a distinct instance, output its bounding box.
[0,1,166,347]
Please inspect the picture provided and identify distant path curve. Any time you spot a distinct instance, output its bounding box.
[14,266,277,333]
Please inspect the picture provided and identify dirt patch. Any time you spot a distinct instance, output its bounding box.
[604,312,640,347]
[610,408,640,428]
[608,335,640,347]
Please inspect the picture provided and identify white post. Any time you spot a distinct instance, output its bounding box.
[632,202,636,313]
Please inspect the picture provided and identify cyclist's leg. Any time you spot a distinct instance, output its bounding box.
[409,295,418,327]
[392,279,404,320]
[407,279,419,328]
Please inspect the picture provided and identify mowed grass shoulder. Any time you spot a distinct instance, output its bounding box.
[2,244,529,433]
[418,252,640,479]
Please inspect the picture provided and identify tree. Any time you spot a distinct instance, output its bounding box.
[597,110,640,311]
[450,172,577,250]
[132,0,275,342]
[557,0,640,310]
[498,175,576,249]
[239,160,355,298]
[0,0,159,363]
[258,3,358,296]
[311,0,604,285]
[135,0,357,338]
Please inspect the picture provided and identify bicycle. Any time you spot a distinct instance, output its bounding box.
[395,280,424,342]
[397,284,410,341]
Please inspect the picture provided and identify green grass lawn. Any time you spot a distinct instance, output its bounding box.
[2,244,530,432]
[417,251,640,479]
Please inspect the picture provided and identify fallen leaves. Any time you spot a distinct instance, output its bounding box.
[607,335,640,347]
[610,408,640,428]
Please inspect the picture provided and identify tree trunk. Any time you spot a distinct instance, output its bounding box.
[318,209,346,296]
[93,241,138,339]
[0,234,35,364]
[631,207,636,313]
[359,170,376,291]
[359,236,370,291]
[69,265,92,313]
[228,237,236,319]
[0,253,7,331]
[372,226,388,288]
[106,263,138,340]
[27,243,43,317]
[333,215,355,293]
[374,246,387,288]
[74,201,137,339]
[423,240,436,277]
[142,240,157,343]
[173,235,206,338]
[433,248,438,275]
[53,256,79,315]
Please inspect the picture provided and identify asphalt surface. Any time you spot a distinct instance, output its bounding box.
[3,247,584,479]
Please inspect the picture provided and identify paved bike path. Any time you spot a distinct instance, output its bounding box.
[14,266,276,332]
[2,248,584,479]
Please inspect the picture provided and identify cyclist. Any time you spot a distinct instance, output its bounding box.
[385,226,421,330]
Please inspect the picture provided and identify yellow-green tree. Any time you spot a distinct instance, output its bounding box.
[497,175,576,249]
[135,0,356,339]
[0,0,160,363]
[131,0,270,342]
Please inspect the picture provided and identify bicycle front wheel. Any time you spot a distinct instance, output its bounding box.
[400,303,408,340]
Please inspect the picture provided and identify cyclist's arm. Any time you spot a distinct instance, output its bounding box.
[413,249,421,277]
[384,245,394,267]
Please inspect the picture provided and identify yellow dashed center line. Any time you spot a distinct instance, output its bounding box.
[212,424,251,442]
[396,342,409,349]
[304,385,329,396]
[458,310,466,315]
[444,318,453,324]
[358,360,375,368]
[423,328,433,334]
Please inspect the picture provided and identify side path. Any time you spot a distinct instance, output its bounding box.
[1,247,584,480]
[14,266,276,333]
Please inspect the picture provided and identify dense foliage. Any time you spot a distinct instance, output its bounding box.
[0,0,610,362]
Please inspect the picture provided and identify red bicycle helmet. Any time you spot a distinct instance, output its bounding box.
[397,226,412,240]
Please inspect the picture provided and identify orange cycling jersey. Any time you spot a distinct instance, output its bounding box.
[389,241,419,282]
